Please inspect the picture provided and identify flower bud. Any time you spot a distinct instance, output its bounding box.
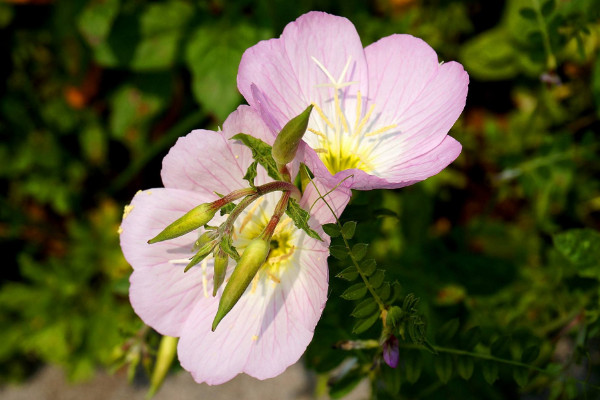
[148,203,217,244]
[272,104,313,165]
[148,335,178,397]
[184,239,218,272]
[212,238,270,331]
[383,335,399,368]
[212,247,229,296]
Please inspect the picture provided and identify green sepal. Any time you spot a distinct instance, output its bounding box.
[231,133,281,181]
[286,198,322,241]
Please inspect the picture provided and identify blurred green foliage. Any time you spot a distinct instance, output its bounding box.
[1,0,599,399]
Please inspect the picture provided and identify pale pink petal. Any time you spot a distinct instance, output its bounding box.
[377,135,462,188]
[161,129,249,195]
[364,35,468,168]
[238,11,369,131]
[130,263,217,337]
[121,189,223,336]
[120,188,217,271]
[244,237,329,379]
[300,175,351,226]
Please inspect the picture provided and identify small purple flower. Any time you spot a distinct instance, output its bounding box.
[120,106,350,384]
[383,335,400,368]
[238,11,469,190]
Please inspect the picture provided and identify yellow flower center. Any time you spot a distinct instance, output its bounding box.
[232,196,297,290]
[305,57,398,176]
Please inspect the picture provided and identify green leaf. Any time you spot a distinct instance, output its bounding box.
[541,0,555,17]
[434,353,453,384]
[482,361,499,385]
[341,221,357,240]
[322,223,341,238]
[460,326,482,350]
[219,202,236,216]
[386,306,403,329]
[521,345,540,363]
[186,24,271,120]
[460,28,520,80]
[554,229,600,277]
[352,313,379,334]
[341,283,367,301]
[389,281,402,303]
[336,266,358,281]
[436,318,460,344]
[368,269,385,289]
[77,0,120,47]
[230,134,281,181]
[286,198,322,241]
[491,336,511,357]
[513,367,529,387]
[377,282,391,301]
[457,356,474,380]
[329,370,362,399]
[220,236,240,261]
[519,7,537,20]
[351,243,368,261]
[404,351,422,384]
[352,298,378,318]
[360,259,376,276]
[242,161,258,188]
[330,245,347,260]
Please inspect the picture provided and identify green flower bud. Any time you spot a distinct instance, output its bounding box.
[212,247,229,297]
[212,238,270,331]
[148,203,217,244]
[184,239,218,272]
[148,335,178,398]
[272,104,313,165]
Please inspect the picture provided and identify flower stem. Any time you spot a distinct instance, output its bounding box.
[260,191,291,241]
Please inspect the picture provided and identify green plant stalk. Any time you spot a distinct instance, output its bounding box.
[532,0,557,71]
[305,170,386,314]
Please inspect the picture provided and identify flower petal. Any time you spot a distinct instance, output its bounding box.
[364,35,468,172]
[238,11,369,131]
[121,188,222,336]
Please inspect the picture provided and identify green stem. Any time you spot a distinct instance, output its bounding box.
[532,0,557,71]
[304,170,386,314]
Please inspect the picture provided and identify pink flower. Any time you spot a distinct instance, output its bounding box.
[238,11,469,190]
[120,106,350,384]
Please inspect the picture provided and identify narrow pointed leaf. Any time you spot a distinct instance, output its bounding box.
[242,160,258,188]
[286,198,322,241]
[482,361,499,384]
[231,133,281,180]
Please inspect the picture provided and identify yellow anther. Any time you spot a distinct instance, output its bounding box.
[251,272,260,294]
[334,92,349,133]
[314,148,329,154]
[268,245,295,265]
[308,128,328,140]
[364,124,398,138]
[267,271,281,284]
[312,102,334,130]
[354,91,362,133]
[355,104,376,136]
[251,335,258,341]
[273,218,293,235]
[117,226,123,235]
[238,197,265,234]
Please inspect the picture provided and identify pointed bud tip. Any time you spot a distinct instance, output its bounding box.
[272,104,314,165]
